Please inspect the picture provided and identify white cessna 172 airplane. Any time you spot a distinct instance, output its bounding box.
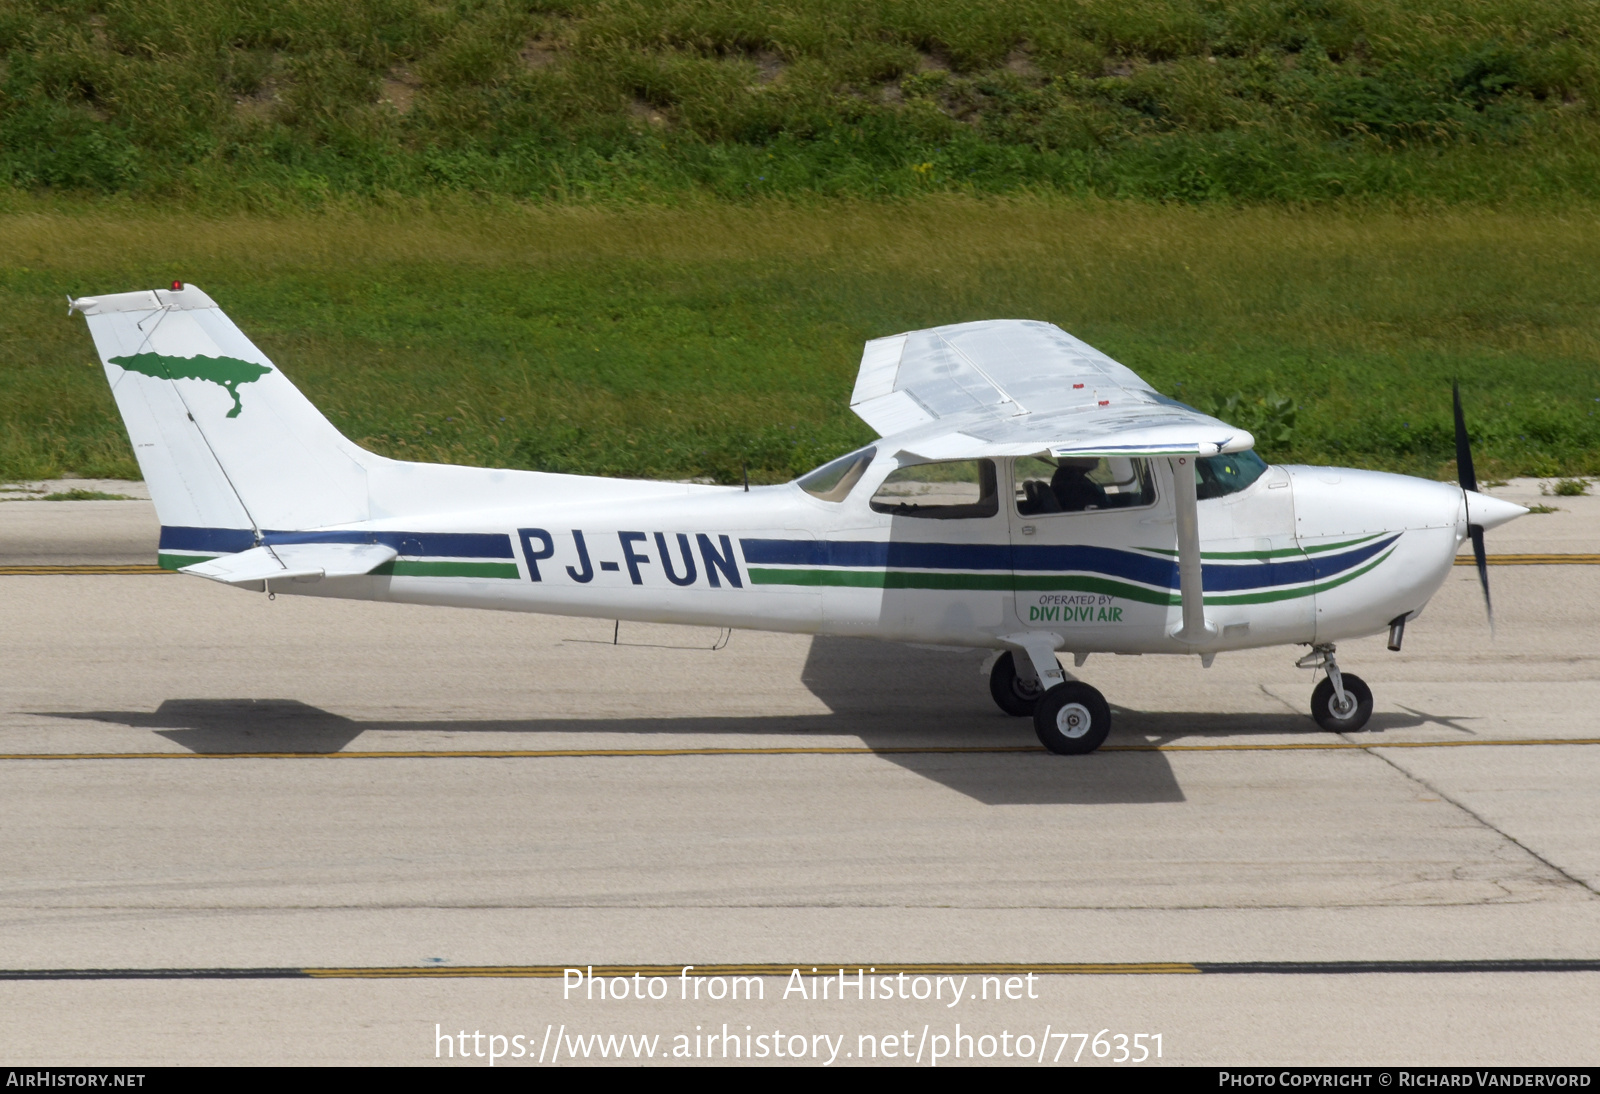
[71,283,1526,754]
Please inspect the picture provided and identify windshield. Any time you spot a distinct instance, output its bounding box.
[796,446,876,502]
[1195,451,1268,500]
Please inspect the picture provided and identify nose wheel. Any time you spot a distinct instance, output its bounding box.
[1311,674,1373,731]
[1299,644,1374,732]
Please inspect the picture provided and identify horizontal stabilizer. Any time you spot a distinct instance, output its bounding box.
[180,543,398,585]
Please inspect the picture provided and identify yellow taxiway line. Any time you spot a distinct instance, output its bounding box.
[0,564,170,575]
[1453,554,1600,565]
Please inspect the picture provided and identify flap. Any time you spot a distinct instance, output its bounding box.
[896,422,1256,464]
[1049,422,1257,458]
[180,542,398,585]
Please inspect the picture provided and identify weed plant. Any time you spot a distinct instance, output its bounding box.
[3,200,1597,484]
[2,0,1599,205]
[40,488,129,499]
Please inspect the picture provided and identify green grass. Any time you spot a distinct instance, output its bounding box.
[3,199,1599,485]
[3,0,1600,205]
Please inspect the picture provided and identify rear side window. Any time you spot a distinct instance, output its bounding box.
[870,459,999,519]
[797,446,876,502]
[1195,451,1268,500]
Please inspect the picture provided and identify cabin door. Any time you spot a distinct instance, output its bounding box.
[1007,455,1172,651]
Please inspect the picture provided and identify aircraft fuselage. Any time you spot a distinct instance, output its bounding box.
[200,453,1474,657]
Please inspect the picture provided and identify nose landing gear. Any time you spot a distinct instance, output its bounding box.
[1298,644,1374,732]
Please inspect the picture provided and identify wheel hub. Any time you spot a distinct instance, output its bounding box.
[1329,691,1357,719]
[1055,702,1093,739]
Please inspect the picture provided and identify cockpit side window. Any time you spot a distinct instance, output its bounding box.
[796,446,876,502]
[1195,451,1268,500]
[1015,456,1156,516]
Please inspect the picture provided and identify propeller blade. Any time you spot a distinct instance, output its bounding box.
[1470,523,1493,634]
[1452,381,1478,494]
[1454,382,1493,631]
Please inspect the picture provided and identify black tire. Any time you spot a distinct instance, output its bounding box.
[1311,673,1374,732]
[1033,681,1112,755]
[989,651,1047,717]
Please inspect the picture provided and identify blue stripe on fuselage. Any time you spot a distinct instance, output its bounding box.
[158,526,255,554]
[741,538,1176,586]
[159,526,515,559]
[740,534,1399,592]
[1202,533,1398,592]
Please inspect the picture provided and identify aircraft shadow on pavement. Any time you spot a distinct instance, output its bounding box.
[49,698,1182,805]
[45,638,1469,805]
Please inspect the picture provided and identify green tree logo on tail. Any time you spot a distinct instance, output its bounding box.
[109,353,271,418]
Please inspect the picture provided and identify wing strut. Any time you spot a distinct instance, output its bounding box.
[1169,456,1216,644]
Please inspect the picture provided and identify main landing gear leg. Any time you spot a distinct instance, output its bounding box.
[1297,644,1374,732]
[988,651,1045,716]
[994,636,1113,755]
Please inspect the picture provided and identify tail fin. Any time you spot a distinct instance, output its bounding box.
[72,284,373,546]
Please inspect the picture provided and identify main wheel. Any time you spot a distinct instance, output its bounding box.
[1033,681,1112,755]
[1310,674,1373,732]
[989,651,1047,716]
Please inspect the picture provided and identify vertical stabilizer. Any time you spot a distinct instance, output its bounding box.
[72,285,372,537]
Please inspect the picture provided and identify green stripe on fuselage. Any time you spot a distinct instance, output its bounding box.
[1014,574,1179,605]
[1201,548,1395,605]
[368,559,518,575]
[750,566,1178,604]
[158,552,217,570]
[749,567,1013,591]
[1133,533,1384,561]
[370,560,521,579]
[750,547,1395,606]
[161,555,518,578]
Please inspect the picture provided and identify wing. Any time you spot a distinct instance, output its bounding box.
[849,319,1252,458]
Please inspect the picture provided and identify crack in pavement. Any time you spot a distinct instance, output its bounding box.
[1353,742,1599,899]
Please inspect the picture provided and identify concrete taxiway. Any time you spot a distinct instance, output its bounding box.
[1,482,1597,1065]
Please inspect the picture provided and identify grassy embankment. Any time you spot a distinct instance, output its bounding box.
[2,0,1599,206]
[3,201,1597,485]
[4,2,1598,484]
